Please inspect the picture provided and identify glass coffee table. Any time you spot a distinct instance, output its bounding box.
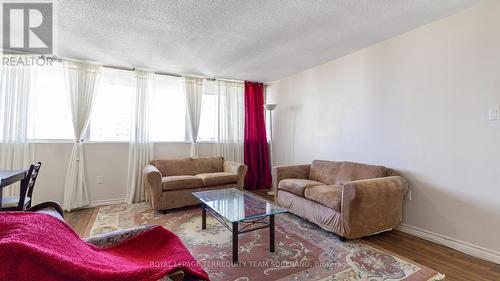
[192,188,288,263]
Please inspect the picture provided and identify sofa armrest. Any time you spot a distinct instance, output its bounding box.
[272,164,311,192]
[341,176,408,238]
[223,161,247,190]
[85,226,155,248]
[144,164,162,208]
[85,226,187,281]
[26,201,64,220]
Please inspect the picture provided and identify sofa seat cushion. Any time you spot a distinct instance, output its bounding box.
[278,179,323,196]
[161,176,203,191]
[304,185,342,212]
[196,172,238,187]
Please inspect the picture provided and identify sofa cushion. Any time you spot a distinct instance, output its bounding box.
[196,172,238,187]
[304,185,342,212]
[195,156,223,174]
[161,175,203,191]
[335,161,387,184]
[308,160,342,185]
[151,158,197,176]
[278,179,323,196]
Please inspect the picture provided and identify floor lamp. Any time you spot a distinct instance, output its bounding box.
[265,104,277,196]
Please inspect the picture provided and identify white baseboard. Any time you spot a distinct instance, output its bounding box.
[397,224,500,265]
[88,198,126,207]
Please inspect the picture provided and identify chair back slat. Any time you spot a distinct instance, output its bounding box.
[18,162,42,210]
[26,162,42,202]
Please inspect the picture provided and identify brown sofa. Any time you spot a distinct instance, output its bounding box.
[273,160,408,239]
[144,156,247,212]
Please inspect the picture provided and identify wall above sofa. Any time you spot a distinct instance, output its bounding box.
[267,0,500,263]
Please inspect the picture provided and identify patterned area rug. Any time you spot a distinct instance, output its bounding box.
[88,203,444,281]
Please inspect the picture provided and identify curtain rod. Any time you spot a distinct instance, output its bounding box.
[4,51,262,84]
[40,55,244,83]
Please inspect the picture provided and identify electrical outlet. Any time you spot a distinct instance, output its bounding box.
[404,189,412,201]
[488,106,500,120]
[97,176,104,184]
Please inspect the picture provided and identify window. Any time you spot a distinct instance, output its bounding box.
[28,63,74,140]
[88,68,135,141]
[197,93,216,141]
[197,80,217,141]
[150,75,186,142]
[13,64,222,143]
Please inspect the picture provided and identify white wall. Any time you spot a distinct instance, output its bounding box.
[267,0,500,258]
[32,142,217,205]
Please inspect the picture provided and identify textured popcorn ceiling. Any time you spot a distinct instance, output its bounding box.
[56,0,480,82]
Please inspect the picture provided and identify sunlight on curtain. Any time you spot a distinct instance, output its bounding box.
[216,80,244,162]
[183,77,203,157]
[62,61,102,211]
[0,62,36,196]
[126,71,153,203]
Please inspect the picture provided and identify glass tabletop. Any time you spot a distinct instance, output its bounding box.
[192,188,288,223]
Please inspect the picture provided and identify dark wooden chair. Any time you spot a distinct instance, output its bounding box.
[1,162,42,211]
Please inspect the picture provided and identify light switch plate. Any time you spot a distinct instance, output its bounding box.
[489,107,500,120]
[97,176,104,184]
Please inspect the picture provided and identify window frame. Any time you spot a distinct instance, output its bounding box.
[20,69,221,144]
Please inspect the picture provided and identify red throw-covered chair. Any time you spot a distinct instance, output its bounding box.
[12,202,206,281]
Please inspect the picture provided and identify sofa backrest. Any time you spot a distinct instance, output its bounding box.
[195,156,224,174]
[150,156,223,176]
[334,161,388,184]
[308,160,342,184]
[309,160,387,185]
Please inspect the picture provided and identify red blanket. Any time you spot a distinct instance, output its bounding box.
[0,212,209,281]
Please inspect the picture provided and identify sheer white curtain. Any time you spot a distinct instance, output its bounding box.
[216,80,244,162]
[0,63,36,196]
[126,71,153,203]
[62,61,102,211]
[183,77,203,157]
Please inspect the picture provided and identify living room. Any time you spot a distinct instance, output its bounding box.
[1,0,499,280]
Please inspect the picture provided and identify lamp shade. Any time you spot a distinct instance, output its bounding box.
[264,104,277,111]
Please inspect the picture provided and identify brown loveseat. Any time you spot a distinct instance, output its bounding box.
[273,160,408,239]
[144,156,247,212]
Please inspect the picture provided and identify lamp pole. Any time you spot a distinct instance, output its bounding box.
[265,104,277,196]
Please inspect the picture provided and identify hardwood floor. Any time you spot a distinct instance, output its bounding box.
[64,207,98,237]
[65,193,500,281]
[363,231,500,281]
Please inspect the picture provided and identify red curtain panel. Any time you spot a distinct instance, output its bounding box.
[244,81,272,190]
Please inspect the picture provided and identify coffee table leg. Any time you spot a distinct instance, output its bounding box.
[270,214,275,252]
[232,222,238,263]
[202,204,206,230]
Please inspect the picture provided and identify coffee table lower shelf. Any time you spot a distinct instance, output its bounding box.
[201,203,275,263]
